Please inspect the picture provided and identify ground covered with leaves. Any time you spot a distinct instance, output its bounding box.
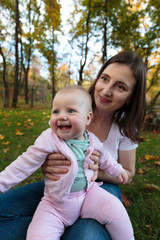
[0,108,160,239]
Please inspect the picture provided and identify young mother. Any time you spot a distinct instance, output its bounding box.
[0,51,146,240]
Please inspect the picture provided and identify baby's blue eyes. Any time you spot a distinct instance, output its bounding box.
[68,109,75,113]
[53,110,59,114]
[52,109,75,114]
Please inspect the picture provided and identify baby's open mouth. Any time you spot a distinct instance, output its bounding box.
[58,125,71,130]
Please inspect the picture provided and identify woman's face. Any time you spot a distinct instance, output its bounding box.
[94,63,136,115]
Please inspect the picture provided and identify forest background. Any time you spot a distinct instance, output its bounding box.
[0,0,160,122]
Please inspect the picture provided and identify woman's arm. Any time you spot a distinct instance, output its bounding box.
[98,149,136,185]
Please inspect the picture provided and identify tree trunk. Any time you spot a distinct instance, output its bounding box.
[102,0,108,64]
[51,30,56,100]
[12,0,20,108]
[78,0,91,86]
[0,47,9,107]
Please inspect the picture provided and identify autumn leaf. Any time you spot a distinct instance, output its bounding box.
[138,168,144,174]
[144,184,160,191]
[145,155,156,160]
[145,225,152,230]
[121,193,132,207]
[2,141,10,145]
[145,155,160,161]
[155,161,160,165]
[16,129,24,136]
[17,123,21,126]
[0,134,5,140]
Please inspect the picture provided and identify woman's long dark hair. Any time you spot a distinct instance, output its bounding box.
[89,51,146,142]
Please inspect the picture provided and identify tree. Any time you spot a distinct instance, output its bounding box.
[12,0,20,107]
[78,0,91,85]
[109,0,160,106]
[20,0,42,104]
[68,0,92,85]
[0,0,15,107]
[36,0,61,99]
[0,47,9,107]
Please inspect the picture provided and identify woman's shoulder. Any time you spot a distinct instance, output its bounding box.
[106,123,138,150]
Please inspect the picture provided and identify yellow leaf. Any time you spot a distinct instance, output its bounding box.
[2,141,10,145]
[17,123,21,126]
[16,129,24,136]
[145,155,155,160]
[138,168,144,174]
[0,134,5,140]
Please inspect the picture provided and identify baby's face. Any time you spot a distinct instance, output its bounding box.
[50,90,92,140]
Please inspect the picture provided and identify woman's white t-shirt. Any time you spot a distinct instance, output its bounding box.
[102,123,138,162]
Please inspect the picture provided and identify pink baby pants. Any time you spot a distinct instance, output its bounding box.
[27,183,134,240]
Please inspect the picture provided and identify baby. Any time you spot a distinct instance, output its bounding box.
[0,86,134,240]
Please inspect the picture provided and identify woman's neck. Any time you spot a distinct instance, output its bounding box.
[87,109,113,142]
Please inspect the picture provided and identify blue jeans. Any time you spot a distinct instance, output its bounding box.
[0,181,122,240]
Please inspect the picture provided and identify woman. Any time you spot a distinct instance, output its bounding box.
[0,51,146,240]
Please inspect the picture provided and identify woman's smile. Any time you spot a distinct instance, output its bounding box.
[99,95,111,104]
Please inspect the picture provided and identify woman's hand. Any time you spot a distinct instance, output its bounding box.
[41,153,71,181]
[89,150,101,181]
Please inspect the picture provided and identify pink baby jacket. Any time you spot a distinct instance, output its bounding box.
[0,128,124,202]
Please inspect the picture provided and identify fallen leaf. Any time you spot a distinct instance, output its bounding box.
[2,141,10,145]
[16,129,24,136]
[145,225,152,230]
[0,134,5,140]
[121,193,132,207]
[155,161,160,165]
[144,184,160,191]
[145,155,156,160]
[138,168,144,174]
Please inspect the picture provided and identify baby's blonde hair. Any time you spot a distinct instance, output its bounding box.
[57,85,92,112]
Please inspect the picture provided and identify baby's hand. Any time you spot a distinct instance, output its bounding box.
[117,170,128,185]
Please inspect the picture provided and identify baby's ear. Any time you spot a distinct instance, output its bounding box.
[86,112,93,126]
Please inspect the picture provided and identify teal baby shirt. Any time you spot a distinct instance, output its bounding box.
[65,132,90,192]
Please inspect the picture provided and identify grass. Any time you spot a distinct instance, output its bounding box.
[120,132,160,240]
[0,108,160,239]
